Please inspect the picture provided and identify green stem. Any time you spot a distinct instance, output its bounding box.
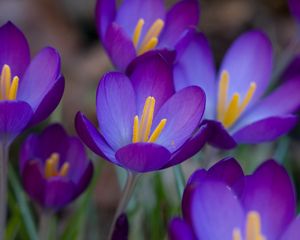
[38,210,53,240]
[107,171,139,240]
[173,165,185,198]
[0,144,9,239]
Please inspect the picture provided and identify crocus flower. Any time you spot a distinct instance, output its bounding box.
[0,22,64,146]
[169,158,300,240]
[174,29,300,149]
[20,124,93,209]
[75,51,207,173]
[96,0,199,71]
[288,0,300,22]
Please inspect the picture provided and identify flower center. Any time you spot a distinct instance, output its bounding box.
[44,152,70,179]
[217,70,256,128]
[132,96,167,143]
[0,64,19,101]
[132,18,165,55]
[232,211,266,240]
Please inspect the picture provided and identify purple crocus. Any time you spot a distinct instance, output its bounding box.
[288,0,300,22]
[174,29,300,149]
[169,158,300,240]
[75,51,207,173]
[0,21,64,146]
[96,0,199,71]
[20,124,93,210]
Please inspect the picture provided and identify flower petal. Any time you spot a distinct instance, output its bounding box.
[282,55,300,81]
[280,216,300,240]
[174,30,216,118]
[103,23,136,71]
[188,180,245,240]
[204,120,237,150]
[127,51,175,115]
[115,0,165,38]
[232,115,298,144]
[96,72,136,150]
[115,142,171,172]
[0,22,30,77]
[18,47,61,113]
[219,30,272,105]
[159,0,200,48]
[29,75,64,125]
[288,0,300,22]
[95,0,116,39]
[164,123,208,168]
[154,86,205,152]
[168,218,195,240]
[0,101,33,146]
[73,160,93,198]
[240,160,296,239]
[75,112,117,164]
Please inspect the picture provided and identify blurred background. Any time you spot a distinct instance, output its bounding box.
[1,0,300,239]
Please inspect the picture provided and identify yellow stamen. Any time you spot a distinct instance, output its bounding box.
[217,70,257,129]
[132,96,167,143]
[223,93,240,128]
[148,119,167,143]
[140,19,164,49]
[45,153,59,179]
[232,228,242,240]
[217,71,229,121]
[133,18,145,48]
[8,76,19,100]
[138,37,159,55]
[59,162,70,177]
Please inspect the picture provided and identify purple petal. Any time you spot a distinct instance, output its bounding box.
[95,0,116,39]
[103,23,136,71]
[73,160,93,198]
[127,51,175,115]
[112,213,129,240]
[233,77,300,129]
[44,177,76,209]
[154,86,205,152]
[115,143,171,172]
[115,0,165,39]
[219,30,272,105]
[288,0,300,22]
[20,134,39,172]
[174,30,216,118]
[18,47,61,113]
[0,22,30,77]
[240,160,296,239]
[29,75,64,125]
[75,112,117,164]
[232,115,298,144]
[168,218,195,240]
[204,120,237,150]
[165,123,208,168]
[0,101,33,146]
[282,55,300,81]
[96,72,136,150]
[280,216,300,240]
[22,160,46,207]
[188,180,245,240]
[159,0,199,48]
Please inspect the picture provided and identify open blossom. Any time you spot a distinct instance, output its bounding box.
[20,124,93,210]
[169,158,300,240]
[0,22,64,146]
[75,51,207,173]
[174,29,300,149]
[96,0,199,71]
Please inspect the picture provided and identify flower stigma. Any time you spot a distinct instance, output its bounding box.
[232,211,266,240]
[132,96,167,143]
[0,64,19,101]
[217,70,256,128]
[44,152,70,179]
[132,18,165,55]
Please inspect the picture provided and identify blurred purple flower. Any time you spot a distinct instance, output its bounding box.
[75,51,208,173]
[174,29,300,149]
[20,124,93,210]
[169,158,300,240]
[112,213,129,240]
[96,0,199,71]
[288,0,300,22]
[0,22,64,146]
